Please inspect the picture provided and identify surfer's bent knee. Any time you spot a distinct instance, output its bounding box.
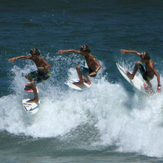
[25,74,32,81]
[135,61,141,67]
[76,65,80,70]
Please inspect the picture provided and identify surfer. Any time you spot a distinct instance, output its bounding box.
[58,45,101,86]
[121,49,161,92]
[8,48,51,103]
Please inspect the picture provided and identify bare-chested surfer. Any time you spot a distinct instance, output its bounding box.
[121,49,161,92]
[58,45,101,86]
[8,48,51,103]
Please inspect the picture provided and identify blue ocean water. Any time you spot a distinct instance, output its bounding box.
[1,0,163,162]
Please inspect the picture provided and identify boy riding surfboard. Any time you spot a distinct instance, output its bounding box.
[58,45,101,87]
[8,48,51,103]
[121,49,161,93]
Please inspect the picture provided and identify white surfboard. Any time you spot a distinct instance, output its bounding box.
[22,82,40,115]
[116,63,154,95]
[65,78,91,91]
[22,99,40,115]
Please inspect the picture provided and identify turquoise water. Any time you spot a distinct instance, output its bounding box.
[1,0,163,162]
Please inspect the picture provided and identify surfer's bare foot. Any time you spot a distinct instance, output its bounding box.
[73,82,84,86]
[126,71,134,80]
[27,99,39,103]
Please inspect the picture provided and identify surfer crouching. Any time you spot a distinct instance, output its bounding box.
[58,45,101,86]
[8,48,51,103]
[121,49,161,92]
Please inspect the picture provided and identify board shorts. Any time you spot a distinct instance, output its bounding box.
[138,64,152,81]
[28,70,50,84]
[79,66,97,77]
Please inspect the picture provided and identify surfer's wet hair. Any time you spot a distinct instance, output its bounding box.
[140,52,150,60]
[30,48,40,56]
[80,45,90,53]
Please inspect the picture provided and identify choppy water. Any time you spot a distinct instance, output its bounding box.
[1,0,163,162]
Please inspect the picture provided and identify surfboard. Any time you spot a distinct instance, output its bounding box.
[116,63,154,95]
[22,82,40,115]
[65,78,91,91]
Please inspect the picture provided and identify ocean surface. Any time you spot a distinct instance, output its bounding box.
[1,0,163,162]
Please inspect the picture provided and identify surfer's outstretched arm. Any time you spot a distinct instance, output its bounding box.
[58,49,81,55]
[121,49,141,56]
[8,55,31,62]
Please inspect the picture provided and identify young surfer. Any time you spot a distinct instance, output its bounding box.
[121,49,161,92]
[8,48,51,103]
[58,45,101,86]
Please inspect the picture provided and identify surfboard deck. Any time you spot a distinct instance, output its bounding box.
[116,63,154,95]
[22,82,40,115]
[65,78,91,91]
[22,99,40,115]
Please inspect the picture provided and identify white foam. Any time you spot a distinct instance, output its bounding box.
[1,61,163,158]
